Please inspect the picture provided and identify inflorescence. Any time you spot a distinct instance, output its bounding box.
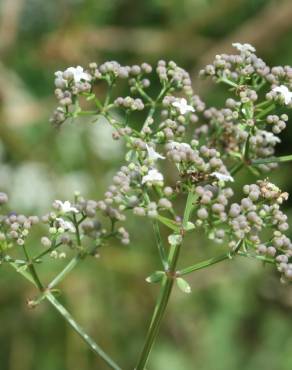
[1,43,292,284]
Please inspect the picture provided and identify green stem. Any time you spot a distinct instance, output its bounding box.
[48,254,83,289]
[178,249,275,278]
[135,83,154,104]
[33,241,61,262]
[2,255,27,265]
[22,245,44,291]
[182,192,196,227]
[152,220,168,270]
[46,292,122,370]
[229,162,244,176]
[178,252,230,276]
[135,243,181,370]
[135,191,194,370]
[243,133,251,162]
[252,154,292,165]
[8,261,122,370]
[255,103,275,119]
[218,76,238,88]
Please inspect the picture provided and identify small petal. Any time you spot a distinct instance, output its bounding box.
[172,98,195,115]
[232,42,256,53]
[142,169,164,185]
[273,85,292,105]
[167,141,191,151]
[56,218,75,233]
[211,172,234,182]
[55,200,78,214]
[65,66,91,83]
[146,145,165,161]
[260,130,281,145]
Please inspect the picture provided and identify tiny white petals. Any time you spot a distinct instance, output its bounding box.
[168,141,191,151]
[172,98,195,115]
[142,169,164,185]
[260,130,281,145]
[273,85,292,105]
[232,42,256,53]
[146,145,165,161]
[56,218,75,233]
[211,172,234,182]
[66,66,91,83]
[54,71,63,78]
[55,200,78,214]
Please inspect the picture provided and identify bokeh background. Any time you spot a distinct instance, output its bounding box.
[1,1,292,369]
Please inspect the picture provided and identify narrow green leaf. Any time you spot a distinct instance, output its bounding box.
[176,277,191,294]
[184,221,195,231]
[252,154,292,165]
[145,271,165,283]
[156,215,180,232]
[86,93,96,101]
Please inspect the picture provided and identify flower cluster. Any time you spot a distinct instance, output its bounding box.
[5,43,292,284]
[0,192,128,263]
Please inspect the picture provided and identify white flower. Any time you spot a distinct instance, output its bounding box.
[272,85,292,105]
[232,42,256,53]
[211,172,234,182]
[65,66,91,83]
[142,169,164,185]
[54,200,78,214]
[172,98,195,115]
[56,218,75,233]
[260,130,281,145]
[167,141,191,151]
[146,145,165,161]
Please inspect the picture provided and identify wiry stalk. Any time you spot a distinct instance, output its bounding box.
[135,192,195,370]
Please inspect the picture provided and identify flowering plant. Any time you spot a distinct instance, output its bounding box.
[1,43,292,369]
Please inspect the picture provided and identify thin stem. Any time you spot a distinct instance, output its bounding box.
[104,79,114,107]
[135,243,181,370]
[238,251,275,264]
[48,254,83,289]
[135,191,194,370]
[218,76,238,88]
[178,252,230,276]
[135,82,154,104]
[152,220,168,270]
[8,261,122,370]
[73,214,82,246]
[252,154,292,165]
[46,292,122,370]
[255,103,275,119]
[229,162,244,176]
[182,191,196,227]
[33,241,61,262]
[2,255,27,265]
[178,249,275,278]
[243,133,251,162]
[22,245,44,291]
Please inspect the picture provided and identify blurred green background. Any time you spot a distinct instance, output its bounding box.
[1,0,292,369]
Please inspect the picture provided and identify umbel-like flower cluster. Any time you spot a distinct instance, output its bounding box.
[1,43,292,286]
[0,192,128,265]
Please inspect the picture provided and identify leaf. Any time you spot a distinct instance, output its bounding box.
[125,150,136,162]
[176,277,191,294]
[145,271,165,283]
[156,215,180,232]
[86,93,96,101]
[168,234,182,246]
[184,221,195,231]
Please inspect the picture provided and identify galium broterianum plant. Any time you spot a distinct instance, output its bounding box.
[2,42,292,369]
